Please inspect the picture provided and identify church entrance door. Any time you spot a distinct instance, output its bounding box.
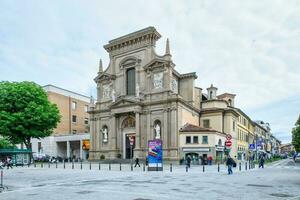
[125,134,135,159]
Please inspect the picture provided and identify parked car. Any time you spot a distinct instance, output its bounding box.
[33,153,50,162]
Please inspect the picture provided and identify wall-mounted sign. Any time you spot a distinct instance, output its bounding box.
[148,139,163,171]
[82,140,90,150]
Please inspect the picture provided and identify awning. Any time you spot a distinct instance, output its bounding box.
[182,148,210,152]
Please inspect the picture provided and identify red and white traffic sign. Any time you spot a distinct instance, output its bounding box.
[226,134,232,141]
[225,140,232,147]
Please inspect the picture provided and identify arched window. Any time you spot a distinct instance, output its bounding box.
[101,125,108,143]
[154,120,161,139]
[228,99,232,106]
[126,68,136,95]
[210,91,213,99]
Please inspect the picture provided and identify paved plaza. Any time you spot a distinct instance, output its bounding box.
[0,159,300,200]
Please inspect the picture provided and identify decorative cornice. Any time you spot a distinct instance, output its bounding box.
[104,27,161,55]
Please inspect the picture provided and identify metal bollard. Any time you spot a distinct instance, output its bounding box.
[143,163,145,172]
[81,162,82,170]
[186,165,188,172]
[0,170,2,187]
[239,163,241,171]
[41,163,43,168]
[109,163,111,171]
[34,163,36,168]
[56,162,58,168]
[48,162,50,168]
[170,163,172,172]
[218,163,220,172]
[248,161,251,170]
[120,163,122,171]
[89,162,91,170]
[63,161,65,169]
[156,163,158,172]
[245,162,247,170]
[99,162,101,170]
[203,165,205,172]
[72,162,74,169]
[131,164,133,171]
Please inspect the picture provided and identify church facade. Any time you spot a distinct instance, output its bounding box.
[89,27,202,160]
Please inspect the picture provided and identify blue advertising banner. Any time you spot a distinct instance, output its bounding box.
[148,139,163,170]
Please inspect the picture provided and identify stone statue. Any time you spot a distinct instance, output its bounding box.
[136,84,140,98]
[112,89,116,102]
[155,123,161,139]
[102,127,108,142]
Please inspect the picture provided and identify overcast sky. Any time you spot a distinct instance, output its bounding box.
[0,0,299,143]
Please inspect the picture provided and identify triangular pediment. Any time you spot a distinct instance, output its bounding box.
[143,58,168,71]
[110,97,140,108]
[94,72,116,83]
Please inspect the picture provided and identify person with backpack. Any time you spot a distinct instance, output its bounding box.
[226,155,235,175]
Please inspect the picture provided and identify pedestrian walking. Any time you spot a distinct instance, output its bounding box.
[226,155,235,175]
[259,155,265,168]
[186,156,191,168]
[6,157,13,169]
[208,156,213,165]
[134,157,140,167]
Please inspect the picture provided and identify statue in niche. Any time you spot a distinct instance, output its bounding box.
[112,89,116,102]
[102,127,108,142]
[154,123,161,139]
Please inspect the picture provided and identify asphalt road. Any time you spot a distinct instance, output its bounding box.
[1,159,299,200]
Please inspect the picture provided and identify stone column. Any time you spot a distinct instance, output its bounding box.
[80,140,83,160]
[163,109,168,149]
[135,111,140,149]
[66,141,70,162]
[110,114,117,153]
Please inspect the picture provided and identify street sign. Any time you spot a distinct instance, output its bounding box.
[226,134,232,141]
[225,140,232,147]
[249,144,255,150]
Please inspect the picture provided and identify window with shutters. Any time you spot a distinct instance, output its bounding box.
[126,68,136,95]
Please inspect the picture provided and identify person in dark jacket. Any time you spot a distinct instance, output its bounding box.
[259,155,265,168]
[186,156,192,168]
[226,155,234,175]
[134,157,140,167]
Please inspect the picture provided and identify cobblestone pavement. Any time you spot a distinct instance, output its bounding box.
[0,159,299,200]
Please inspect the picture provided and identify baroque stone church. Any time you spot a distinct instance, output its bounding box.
[89,27,203,160]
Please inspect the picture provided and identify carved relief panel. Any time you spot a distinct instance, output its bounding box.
[153,72,163,89]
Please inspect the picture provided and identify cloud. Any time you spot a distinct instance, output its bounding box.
[0,0,299,142]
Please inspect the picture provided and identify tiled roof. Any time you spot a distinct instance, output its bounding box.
[179,123,218,132]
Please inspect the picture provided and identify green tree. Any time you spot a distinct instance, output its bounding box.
[0,81,60,149]
[0,136,15,148]
[292,115,300,152]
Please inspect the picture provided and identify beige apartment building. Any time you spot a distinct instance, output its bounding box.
[31,85,91,160]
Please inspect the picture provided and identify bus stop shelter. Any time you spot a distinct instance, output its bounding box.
[0,149,32,166]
